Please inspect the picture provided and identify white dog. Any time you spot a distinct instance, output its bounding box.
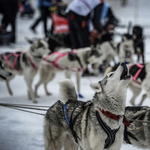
[44,63,131,150]
[0,39,50,103]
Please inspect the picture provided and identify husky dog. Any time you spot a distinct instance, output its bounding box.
[124,106,150,149]
[35,47,101,98]
[44,63,131,150]
[97,36,134,66]
[104,63,150,106]
[0,39,50,103]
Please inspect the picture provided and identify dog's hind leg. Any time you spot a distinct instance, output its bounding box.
[65,71,71,79]
[128,83,141,106]
[44,73,56,96]
[63,134,78,150]
[139,93,147,105]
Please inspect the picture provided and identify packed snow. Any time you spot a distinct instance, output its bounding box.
[0,0,150,150]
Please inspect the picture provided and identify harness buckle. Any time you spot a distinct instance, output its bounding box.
[119,116,124,126]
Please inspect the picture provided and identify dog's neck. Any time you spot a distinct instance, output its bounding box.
[93,92,126,116]
[26,50,43,66]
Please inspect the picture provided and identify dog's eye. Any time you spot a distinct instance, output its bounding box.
[109,73,113,77]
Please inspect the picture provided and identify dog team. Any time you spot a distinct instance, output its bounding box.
[0,23,150,150]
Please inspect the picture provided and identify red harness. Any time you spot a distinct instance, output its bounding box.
[44,51,85,72]
[3,53,38,72]
[99,108,130,127]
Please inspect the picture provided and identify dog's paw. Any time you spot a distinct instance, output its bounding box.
[33,100,38,103]
[9,91,13,95]
[36,95,40,98]
[130,101,135,106]
[78,93,84,98]
[46,92,52,96]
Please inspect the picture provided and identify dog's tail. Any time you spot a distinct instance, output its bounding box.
[58,79,78,103]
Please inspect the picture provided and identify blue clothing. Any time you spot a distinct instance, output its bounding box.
[101,2,110,20]
[37,0,55,8]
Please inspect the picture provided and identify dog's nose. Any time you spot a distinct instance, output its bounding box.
[121,62,127,69]
[121,62,125,66]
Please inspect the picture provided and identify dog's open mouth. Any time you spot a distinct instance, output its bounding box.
[120,63,131,80]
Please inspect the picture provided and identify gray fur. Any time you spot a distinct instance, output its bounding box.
[124,106,150,149]
[44,64,131,150]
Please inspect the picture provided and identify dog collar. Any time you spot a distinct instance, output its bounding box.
[99,108,130,127]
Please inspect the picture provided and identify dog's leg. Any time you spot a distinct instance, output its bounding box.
[24,72,37,103]
[76,72,84,98]
[44,73,56,96]
[65,70,71,79]
[5,74,15,95]
[63,134,78,150]
[129,83,141,106]
[28,90,32,100]
[139,93,147,105]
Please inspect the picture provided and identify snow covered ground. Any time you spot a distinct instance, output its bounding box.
[0,0,150,150]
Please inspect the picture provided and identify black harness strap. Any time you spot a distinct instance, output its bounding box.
[96,111,120,149]
[124,126,138,144]
[63,100,86,143]
[0,74,7,80]
[68,52,84,68]
[109,42,121,54]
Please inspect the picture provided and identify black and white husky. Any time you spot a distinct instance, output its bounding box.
[35,47,101,98]
[44,63,131,150]
[0,39,50,103]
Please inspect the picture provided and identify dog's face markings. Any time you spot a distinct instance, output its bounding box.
[90,63,131,99]
[87,49,101,64]
[30,40,50,58]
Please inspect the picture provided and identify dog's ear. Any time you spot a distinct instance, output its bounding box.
[90,83,102,93]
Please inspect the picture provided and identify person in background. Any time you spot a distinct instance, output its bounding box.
[66,0,118,49]
[0,0,19,43]
[30,0,57,37]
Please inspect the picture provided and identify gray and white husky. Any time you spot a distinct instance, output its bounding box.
[35,47,101,98]
[0,39,50,103]
[44,63,131,150]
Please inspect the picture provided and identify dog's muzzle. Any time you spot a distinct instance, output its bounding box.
[120,63,131,80]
